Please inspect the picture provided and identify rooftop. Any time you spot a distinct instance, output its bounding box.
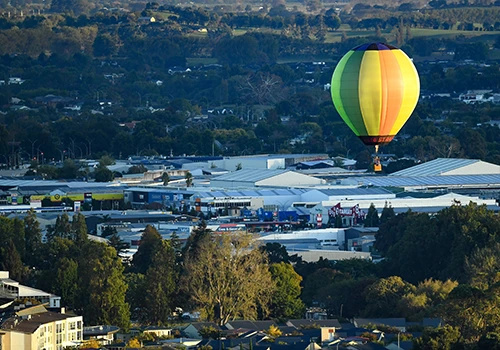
[212,169,289,182]
[390,158,480,176]
[342,174,500,188]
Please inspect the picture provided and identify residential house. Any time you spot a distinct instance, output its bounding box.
[353,318,407,332]
[182,322,220,339]
[143,325,172,338]
[83,325,120,345]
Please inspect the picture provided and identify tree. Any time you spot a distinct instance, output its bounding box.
[58,159,79,179]
[363,276,416,317]
[71,213,88,243]
[182,231,275,325]
[438,283,500,342]
[269,262,305,320]
[413,325,462,350]
[94,164,114,182]
[182,221,212,259]
[260,242,290,264]
[0,240,24,281]
[48,213,72,240]
[266,324,282,338]
[185,171,193,187]
[379,203,395,225]
[478,333,500,350]
[125,273,146,321]
[142,240,177,325]
[77,241,130,331]
[24,209,42,267]
[162,172,170,185]
[364,203,379,227]
[108,232,130,258]
[54,257,79,308]
[131,225,163,274]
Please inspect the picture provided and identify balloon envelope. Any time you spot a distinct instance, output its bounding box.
[331,43,420,146]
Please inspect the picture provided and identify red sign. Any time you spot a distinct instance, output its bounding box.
[328,203,366,225]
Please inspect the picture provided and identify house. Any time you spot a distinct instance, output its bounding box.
[182,322,220,339]
[143,325,172,338]
[83,325,120,345]
[353,318,407,332]
[0,304,83,350]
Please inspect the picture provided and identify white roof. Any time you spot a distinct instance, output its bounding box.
[210,169,325,188]
[390,158,500,176]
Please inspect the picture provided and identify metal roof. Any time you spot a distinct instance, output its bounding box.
[194,188,308,198]
[390,158,479,176]
[343,174,500,187]
[0,179,127,190]
[211,169,289,182]
[318,187,394,196]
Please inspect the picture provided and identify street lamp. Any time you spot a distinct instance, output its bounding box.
[29,139,37,160]
[56,148,66,163]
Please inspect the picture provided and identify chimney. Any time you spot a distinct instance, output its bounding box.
[60,307,65,314]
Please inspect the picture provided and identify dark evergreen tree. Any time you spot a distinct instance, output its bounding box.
[364,203,379,227]
[143,240,177,325]
[380,203,396,225]
[71,213,88,243]
[0,239,24,281]
[24,209,42,267]
[108,232,130,258]
[131,225,163,274]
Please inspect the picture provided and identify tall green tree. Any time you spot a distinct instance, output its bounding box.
[24,209,42,267]
[364,203,379,227]
[54,257,79,308]
[268,262,305,320]
[0,239,25,281]
[379,203,395,225]
[71,213,88,243]
[77,241,130,331]
[49,213,72,240]
[131,225,163,274]
[108,232,130,258]
[143,240,177,325]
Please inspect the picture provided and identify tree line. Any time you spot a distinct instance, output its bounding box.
[2,203,500,348]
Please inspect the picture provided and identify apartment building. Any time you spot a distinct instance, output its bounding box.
[0,304,83,350]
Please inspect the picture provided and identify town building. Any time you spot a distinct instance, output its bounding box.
[0,304,83,350]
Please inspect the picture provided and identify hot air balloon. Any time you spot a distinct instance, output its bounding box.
[330,42,420,171]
